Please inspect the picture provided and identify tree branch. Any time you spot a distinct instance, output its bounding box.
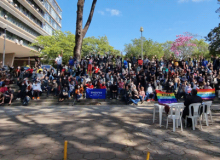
[82,0,97,38]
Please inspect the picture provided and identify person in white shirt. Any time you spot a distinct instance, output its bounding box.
[145,84,155,102]
[55,50,63,75]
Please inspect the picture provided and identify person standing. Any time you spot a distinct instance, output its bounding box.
[68,56,74,75]
[55,50,63,75]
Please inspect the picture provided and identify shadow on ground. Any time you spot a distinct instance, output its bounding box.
[0,105,219,160]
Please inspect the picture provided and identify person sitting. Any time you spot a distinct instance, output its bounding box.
[2,87,13,105]
[68,81,75,99]
[204,82,212,89]
[75,85,82,102]
[100,82,107,89]
[16,79,27,100]
[49,79,58,96]
[118,79,125,96]
[146,84,155,102]
[125,85,132,104]
[185,83,192,95]
[110,81,118,99]
[139,86,146,104]
[86,81,94,89]
[59,87,68,102]
[131,86,140,105]
[182,89,203,127]
[79,84,84,99]
[177,83,186,101]
[42,76,50,97]
[37,70,44,80]
[32,80,42,100]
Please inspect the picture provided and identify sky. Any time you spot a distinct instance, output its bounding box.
[56,0,219,53]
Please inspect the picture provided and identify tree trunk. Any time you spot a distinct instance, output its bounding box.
[74,0,97,60]
[74,0,84,61]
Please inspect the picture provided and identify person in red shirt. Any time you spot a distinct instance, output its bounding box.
[138,56,143,67]
[94,65,100,74]
[0,84,8,93]
[100,83,106,89]
[86,82,94,89]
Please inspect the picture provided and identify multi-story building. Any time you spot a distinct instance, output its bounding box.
[0,0,62,67]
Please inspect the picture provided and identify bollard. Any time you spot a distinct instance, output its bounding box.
[146,152,150,160]
[64,140,68,160]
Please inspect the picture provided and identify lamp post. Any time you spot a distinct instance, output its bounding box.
[140,27,144,60]
[2,24,8,67]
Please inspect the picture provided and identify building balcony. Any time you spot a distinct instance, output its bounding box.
[1,0,48,36]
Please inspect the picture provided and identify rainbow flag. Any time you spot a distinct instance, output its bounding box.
[197,89,215,100]
[156,90,177,104]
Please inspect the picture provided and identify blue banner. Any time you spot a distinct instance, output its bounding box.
[86,89,106,99]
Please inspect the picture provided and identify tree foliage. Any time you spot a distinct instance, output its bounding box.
[191,39,210,58]
[170,34,197,60]
[124,38,164,59]
[205,0,220,55]
[31,31,119,64]
[82,36,120,57]
[124,37,209,60]
[206,23,220,55]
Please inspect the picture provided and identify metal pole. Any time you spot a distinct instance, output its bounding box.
[28,57,30,66]
[141,31,143,60]
[3,28,6,67]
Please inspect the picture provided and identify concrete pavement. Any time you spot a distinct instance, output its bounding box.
[0,104,220,160]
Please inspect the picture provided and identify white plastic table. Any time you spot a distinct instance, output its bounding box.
[153,103,185,127]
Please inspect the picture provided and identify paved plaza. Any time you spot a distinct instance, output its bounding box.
[0,104,219,160]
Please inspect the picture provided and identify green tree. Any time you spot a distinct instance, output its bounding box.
[206,0,220,55]
[124,37,164,59]
[191,39,210,58]
[31,31,119,64]
[162,41,174,60]
[31,30,75,64]
[206,23,220,55]
[82,36,120,57]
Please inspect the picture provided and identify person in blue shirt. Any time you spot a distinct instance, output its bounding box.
[124,58,128,69]
[202,58,208,68]
[68,56,74,75]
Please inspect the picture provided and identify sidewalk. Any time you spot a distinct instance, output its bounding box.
[0,105,220,160]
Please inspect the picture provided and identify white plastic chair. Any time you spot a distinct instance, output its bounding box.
[153,104,165,127]
[166,104,183,132]
[202,101,213,126]
[185,103,202,130]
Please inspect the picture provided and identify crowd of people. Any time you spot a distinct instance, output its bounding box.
[0,50,219,106]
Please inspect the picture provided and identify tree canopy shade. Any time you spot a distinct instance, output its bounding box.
[30,31,120,64]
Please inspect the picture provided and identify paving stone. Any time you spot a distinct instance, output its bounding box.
[0,105,220,160]
[84,153,100,159]
[100,152,116,159]
[67,153,83,160]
